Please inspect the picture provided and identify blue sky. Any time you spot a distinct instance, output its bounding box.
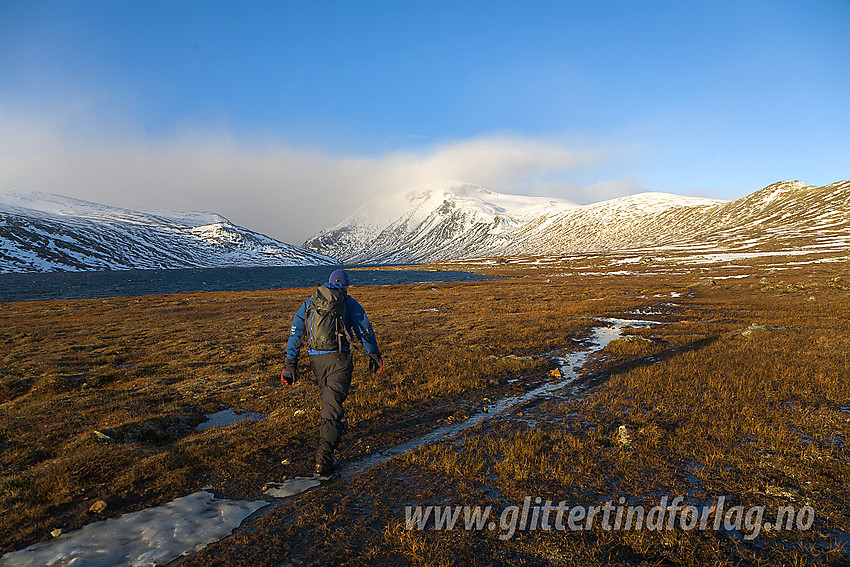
[1,0,848,242]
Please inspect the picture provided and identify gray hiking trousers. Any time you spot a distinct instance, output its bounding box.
[309,351,353,465]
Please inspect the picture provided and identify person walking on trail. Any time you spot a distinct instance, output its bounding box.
[282,269,383,475]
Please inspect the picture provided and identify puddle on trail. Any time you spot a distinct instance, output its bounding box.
[555,318,658,380]
[341,318,660,477]
[196,408,266,431]
[0,492,267,567]
[1,318,661,566]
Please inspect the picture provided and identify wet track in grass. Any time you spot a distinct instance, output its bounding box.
[0,317,670,567]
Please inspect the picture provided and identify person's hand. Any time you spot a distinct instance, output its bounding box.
[281,358,298,385]
[368,353,383,374]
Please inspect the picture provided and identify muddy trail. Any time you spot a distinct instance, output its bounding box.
[1,314,694,567]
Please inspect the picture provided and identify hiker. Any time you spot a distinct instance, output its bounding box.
[282,269,383,475]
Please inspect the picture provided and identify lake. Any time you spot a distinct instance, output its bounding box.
[0,266,494,303]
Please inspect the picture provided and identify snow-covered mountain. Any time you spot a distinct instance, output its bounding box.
[515,180,850,255]
[0,192,336,273]
[304,182,580,264]
[304,180,850,263]
[6,179,845,273]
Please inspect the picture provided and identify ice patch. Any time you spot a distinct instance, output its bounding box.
[263,477,323,498]
[0,491,267,567]
[196,409,266,431]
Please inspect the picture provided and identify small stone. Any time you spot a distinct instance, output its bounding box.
[89,500,107,514]
[51,529,62,538]
[617,425,632,447]
[695,279,717,287]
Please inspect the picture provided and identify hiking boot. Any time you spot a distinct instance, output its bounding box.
[314,456,338,476]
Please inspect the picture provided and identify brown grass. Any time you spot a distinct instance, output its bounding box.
[389,271,850,566]
[1,258,849,566]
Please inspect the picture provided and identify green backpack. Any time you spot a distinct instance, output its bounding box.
[307,285,353,352]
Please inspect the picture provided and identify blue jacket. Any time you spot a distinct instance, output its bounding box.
[286,283,380,359]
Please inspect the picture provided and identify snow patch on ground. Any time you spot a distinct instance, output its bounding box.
[0,492,267,567]
[578,270,637,276]
[263,477,323,498]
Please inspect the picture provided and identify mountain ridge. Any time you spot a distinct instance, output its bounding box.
[3,180,847,273]
[0,192,336,273]
[304,180,850,263]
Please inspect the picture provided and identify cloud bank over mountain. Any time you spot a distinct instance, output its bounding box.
[1,108,636,244]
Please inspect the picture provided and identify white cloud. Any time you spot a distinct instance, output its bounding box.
[0,109,638,243]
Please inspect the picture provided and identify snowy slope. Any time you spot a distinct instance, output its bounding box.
[304,180,850,263]
[304,182,578,264]
[530,180,850,254]
[304,182,718,263]
[660,180,850,251]
[0,192,337,273]
[508,192,724,254]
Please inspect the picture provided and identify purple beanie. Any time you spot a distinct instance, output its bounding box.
[328,269,350,287]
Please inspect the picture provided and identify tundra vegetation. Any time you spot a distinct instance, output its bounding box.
[0,252,848,566]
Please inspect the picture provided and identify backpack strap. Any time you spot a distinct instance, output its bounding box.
[341,319,356,351]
